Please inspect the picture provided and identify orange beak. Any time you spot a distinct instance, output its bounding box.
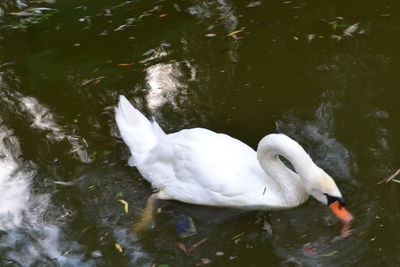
[328,200,353,224]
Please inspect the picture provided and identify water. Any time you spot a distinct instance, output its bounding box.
[1,0,400,266]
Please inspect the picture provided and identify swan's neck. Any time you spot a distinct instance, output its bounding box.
[257,134,319,207]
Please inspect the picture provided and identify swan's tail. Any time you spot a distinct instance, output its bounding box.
[115,95,165,166]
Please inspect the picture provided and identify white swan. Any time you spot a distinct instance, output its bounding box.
[115,96,352,230]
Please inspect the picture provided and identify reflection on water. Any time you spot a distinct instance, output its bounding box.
[0,67,90,264]
[19,95,89,163]
[0,124,88,265]
[143,47,187,111]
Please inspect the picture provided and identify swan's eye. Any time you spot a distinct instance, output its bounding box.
[324,193,346,207]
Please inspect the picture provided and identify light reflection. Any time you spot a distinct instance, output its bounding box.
[0,124,87,266]
[20,96,90,162]
[0,71,90,264]
[145,62,186,111]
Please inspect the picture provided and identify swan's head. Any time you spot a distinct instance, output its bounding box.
[305,170,353,224]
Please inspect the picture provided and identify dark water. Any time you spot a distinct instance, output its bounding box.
[1,0,400,266]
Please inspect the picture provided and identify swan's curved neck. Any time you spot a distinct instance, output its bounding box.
[257,134,319,206]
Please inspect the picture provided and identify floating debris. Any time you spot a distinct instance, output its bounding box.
[306,34,316,42]
[81,76,105,86]
[118,63,134,66]
[201,258,212,264]
[160,41,171,47]
[377,169,400,185]
[114,24,130,31]
[114,243,123,253]
[246,2,261,8]
[321,250,338,257]
[216,251,224,256]
[53,181,75,186]
[118,199,129,213]
[91,250,102,258]
[343,23,359,36]
[187,238,208,254]
[176,242,187,253]
[262,220,273,236]
[205,33,217,38]
[177,238,208,255]
[231,232,245,240]
[227,29,244,37]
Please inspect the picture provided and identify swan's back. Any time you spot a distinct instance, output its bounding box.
[137,128,280,207]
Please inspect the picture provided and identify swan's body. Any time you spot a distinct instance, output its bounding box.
[115,96,348,214]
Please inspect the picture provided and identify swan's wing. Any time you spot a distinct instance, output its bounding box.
[138,128,270,206]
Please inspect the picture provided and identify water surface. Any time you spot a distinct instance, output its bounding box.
[1,0,400,266]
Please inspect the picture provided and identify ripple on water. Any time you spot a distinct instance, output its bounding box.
[0,123,91,266]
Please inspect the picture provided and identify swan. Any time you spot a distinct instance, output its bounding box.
[115,96,353,231]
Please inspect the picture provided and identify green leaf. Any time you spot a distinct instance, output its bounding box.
[321,250,338,257]
[115,192,124,198]
[159,265,169,267]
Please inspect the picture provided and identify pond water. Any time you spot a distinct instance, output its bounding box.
[0,0,400,266]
